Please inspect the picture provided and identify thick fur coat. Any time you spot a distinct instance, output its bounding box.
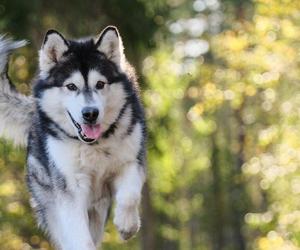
[0,26,146,250]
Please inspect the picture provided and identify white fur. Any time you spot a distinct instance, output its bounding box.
[39,85,75,136]
[46,193,95,250]
[45,116,144,248]
[113,162,145,238]
[96,28,126,71]
[0,76,35,146]
[101,82,127,132]
[88,196,111,245]
[41,67,144,248]
[39,33,68,75]
[39,71,103,136]
[0,36,33,146]
[0,36,27,72]
[40,71,128,139]
[0,28,146,249]
[88,69,108,87]
[64,71,85,88]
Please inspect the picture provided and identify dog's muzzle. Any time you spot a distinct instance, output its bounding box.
[67,111,102,143]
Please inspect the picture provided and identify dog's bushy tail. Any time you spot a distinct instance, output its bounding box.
[0,36,34,146]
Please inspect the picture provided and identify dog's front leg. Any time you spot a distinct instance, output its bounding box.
[46,178,95,250]
[113,162,145,240]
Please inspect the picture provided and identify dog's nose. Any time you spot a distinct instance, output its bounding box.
[82,107,99,123]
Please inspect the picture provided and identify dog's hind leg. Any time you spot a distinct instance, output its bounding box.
[88,181,112,247]
[88,195,111,247]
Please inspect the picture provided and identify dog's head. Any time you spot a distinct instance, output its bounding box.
[35,26,130,144]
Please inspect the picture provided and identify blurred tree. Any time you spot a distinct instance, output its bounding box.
[144,0,300,249]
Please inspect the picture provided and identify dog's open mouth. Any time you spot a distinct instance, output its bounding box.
[67,112,102,143]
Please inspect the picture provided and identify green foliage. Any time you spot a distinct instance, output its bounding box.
[144,0,300,249]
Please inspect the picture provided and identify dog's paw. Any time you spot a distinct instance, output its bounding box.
[114,207,140,240]
[119,229,138,241]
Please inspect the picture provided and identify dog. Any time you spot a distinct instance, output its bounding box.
[0,26,146,250]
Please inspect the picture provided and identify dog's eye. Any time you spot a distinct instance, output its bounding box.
[95,81,105,90]
[66,83,78,91]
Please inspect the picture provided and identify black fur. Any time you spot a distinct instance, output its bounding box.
[28,37,146,196]
[25,36,147,246]
[0,31,146,248]
[33,38,146,151]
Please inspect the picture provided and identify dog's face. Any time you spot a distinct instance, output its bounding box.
[36,26,128,144]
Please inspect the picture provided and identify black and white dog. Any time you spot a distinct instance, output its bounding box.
[0,26,146,250]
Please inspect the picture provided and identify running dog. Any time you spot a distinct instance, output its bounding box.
[0,26,146,250]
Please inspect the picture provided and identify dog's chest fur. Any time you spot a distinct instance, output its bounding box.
[46,119,142,202]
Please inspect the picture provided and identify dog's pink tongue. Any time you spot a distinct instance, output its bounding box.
[81,124,102,139]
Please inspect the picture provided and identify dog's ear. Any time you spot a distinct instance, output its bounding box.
[95,26,125,70]
[39,30,69,74]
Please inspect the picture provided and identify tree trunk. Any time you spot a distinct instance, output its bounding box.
[140,182,156,250]
[210,133,225,250]
[229,108,247,250]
